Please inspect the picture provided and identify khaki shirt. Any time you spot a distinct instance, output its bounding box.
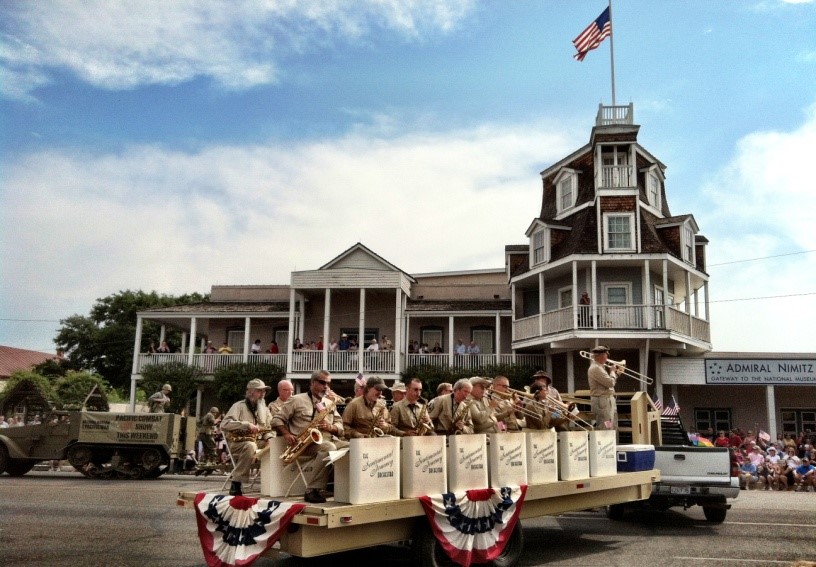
[493,397,525,431]
[270,392,343,439]
[342,396,400,438]
[428,393,474,435]
[267,397,286,419]
[197,412,217,435]
[221,399,273,440]
[390,399,435,435]
[588,362,616,397]
[469,396,498,434]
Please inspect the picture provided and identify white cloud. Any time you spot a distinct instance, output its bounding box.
[700,104,816,353]
[0,0,475,99]
[0,119,577,350]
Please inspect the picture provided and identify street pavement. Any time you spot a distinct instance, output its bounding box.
[1,471,814,566]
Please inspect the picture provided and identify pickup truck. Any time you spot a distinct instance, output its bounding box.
[594,393,739,523]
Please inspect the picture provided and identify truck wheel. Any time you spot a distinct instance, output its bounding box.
[490,521,523,567]
[606,504,626,521]
[411,519,523,567]
[0,444,9,474]
[6,459,36,476]
[702,506,727,523]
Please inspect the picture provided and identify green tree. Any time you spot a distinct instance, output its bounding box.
[54,289,208,393]
[140,361,207,414]
[0,371,55,406]
[212,362,285,411]
[54,371,110,411]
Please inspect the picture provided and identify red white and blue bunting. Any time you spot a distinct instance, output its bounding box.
[194,493,305,567]
[419,485,527,567]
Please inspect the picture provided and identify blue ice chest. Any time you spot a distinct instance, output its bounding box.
[616,444,655,472]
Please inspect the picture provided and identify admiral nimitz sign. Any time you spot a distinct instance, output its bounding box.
[705,359,816,385]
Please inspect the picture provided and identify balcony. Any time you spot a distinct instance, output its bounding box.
[595,103,633,126]
[513,304,710,344]
[135,350,547,377]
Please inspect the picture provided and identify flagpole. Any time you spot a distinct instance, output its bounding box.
[608,0,616,107]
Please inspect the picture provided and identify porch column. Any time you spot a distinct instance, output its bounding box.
[685,271,693,331]
[643,260,652,329]
[511,283,517,341]
[323,288,331,370]
[298,296,306,343]
[448,316,455,367]
[358,289,366,374]
[591,261,598,329]
[286,289,296,374]
[662,260,669,317]
[571,261,578,328]
[195,389,202,419]
[159,325,166,343]
[704,281,710,321]
[394,289,402,373]
[494,312,501,364]
[654,352,664,404]
[538,273,545,336]
[243,317,251,362]
[639,340,649,392]
[187,317,197,365]
[766,386,777,440]
[129,315,144,410]
[181,331,187,354]
[566,351,575,393]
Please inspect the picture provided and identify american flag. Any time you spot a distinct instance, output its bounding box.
[573,6,612,62]
[653,397,663,411]
[662,396,680,417]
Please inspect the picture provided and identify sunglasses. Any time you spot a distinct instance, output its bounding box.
[314,379,331,386]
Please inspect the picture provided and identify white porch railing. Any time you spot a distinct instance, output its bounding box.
[405,353,547,370]
[600,165,633,188]
[136,353,288,374]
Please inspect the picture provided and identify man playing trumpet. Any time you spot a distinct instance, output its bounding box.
[221,379,275,496]
[342,376,401,438]
[390,377,435,436]
[587,345,620,432]
[429,378,474,435]
[271,370,347,504]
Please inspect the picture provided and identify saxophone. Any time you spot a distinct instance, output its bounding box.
[367,398,388,437]
[414,398,432,435]
[280,398,336,465]
[226,427,273,443]
[451,399,471,434]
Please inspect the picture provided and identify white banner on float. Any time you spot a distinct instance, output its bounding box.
[401,436,447,498]
[589,430,617,477]
[558,431,589,480]
[447,434,488,492]
[260,437,308,497]
[488,432,528,487]
[526,429,558,484]
[334,436,400,504]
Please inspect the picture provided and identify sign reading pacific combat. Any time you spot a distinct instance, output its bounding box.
[78,412,170,444]
[705,359,816,385]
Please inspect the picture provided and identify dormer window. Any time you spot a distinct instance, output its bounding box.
[531,228,549,266]
[682,223,695,265]
[647,171,662,209]
[554,169,577,214]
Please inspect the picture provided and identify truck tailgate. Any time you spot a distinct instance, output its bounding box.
[654,446,732,484]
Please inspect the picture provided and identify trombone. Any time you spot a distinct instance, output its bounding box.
[579,350,654,385]
[487,384,593,431]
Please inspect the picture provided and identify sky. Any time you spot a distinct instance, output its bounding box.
[1,0,815,356]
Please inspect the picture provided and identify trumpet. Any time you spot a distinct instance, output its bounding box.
[579,350,654,385]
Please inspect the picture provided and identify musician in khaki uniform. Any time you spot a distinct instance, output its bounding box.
[271,370,346,504]
[342,376,402,438]
[268,379,294,418]
[390,377,435,436]
[468,377,499,434]
[221,379,275,496]
[429,378,474,435]
[587,345,620,432]
[490,375,525,431]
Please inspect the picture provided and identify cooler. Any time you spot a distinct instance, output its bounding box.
[616,444,656,472]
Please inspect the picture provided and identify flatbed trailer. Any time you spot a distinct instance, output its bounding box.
[177,468,658,565]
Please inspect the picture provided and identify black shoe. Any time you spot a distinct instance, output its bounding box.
[304,489,326,504]
[229,482,243,496]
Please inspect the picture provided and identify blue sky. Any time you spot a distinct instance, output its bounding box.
[1,0,815,355]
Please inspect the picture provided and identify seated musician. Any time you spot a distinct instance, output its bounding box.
[342,376,402,438]
[220,379,275,496]
[523,384,553,431]
[429,378,474,435]
[271,370,347,504]
[468,377,499,434]
[530,370,574,431]
[390,377,435,436]
[490,375,525,431]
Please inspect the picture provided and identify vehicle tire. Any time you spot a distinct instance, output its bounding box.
[606,504,626,521]
[411,519,523,567]
[0,443,10,475]
[6,459,36,476]
[702,506,727,524]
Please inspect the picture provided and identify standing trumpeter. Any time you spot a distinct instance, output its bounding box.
[587,346,620,432]
[220,379,275,496]
[390,377,435,436]
[342,376,401,438]
[429,378,474,435]
[271,370,346,504]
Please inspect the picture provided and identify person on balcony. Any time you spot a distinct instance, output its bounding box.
[579,292,592,327]
[218,342,233,354]
[329,337,338,351]
[203,341,217,354]
[156,341,171,353]
[367,338,379,351]
[381,335,393,350]
[455,339,466,355]
[467,341,480,355]
[250,339,262,354]
[266,340,279,354]
[432,342,443,353]
[338,334,350,351]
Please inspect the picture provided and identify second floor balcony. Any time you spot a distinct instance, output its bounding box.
[134,351,548,376]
